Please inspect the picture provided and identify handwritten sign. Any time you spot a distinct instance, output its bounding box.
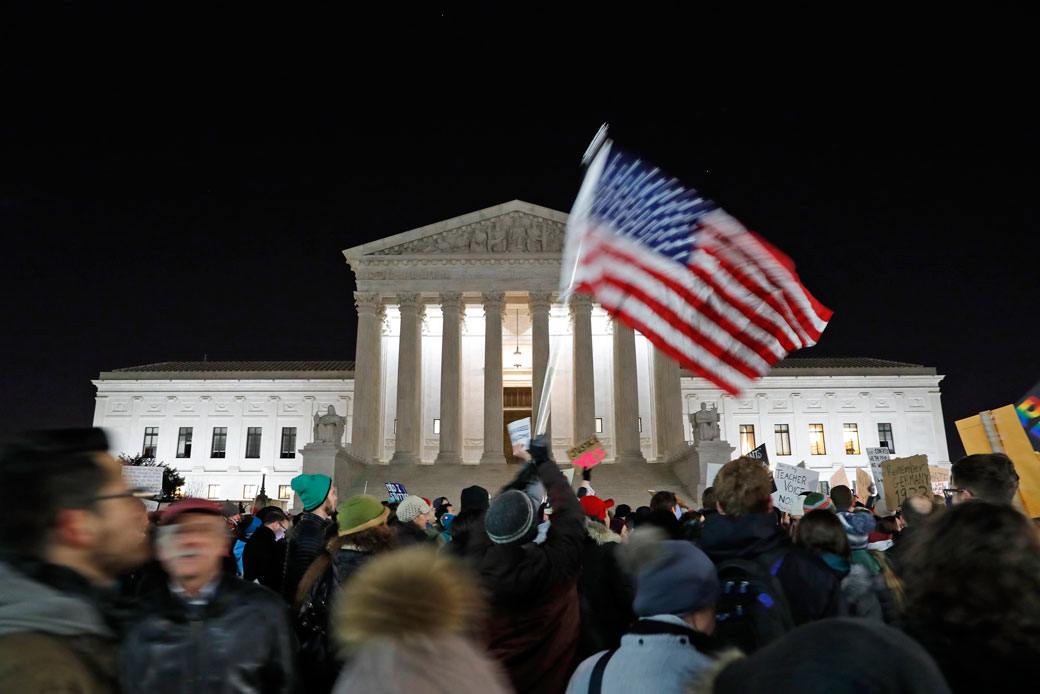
[567,435,606,470]
[772,462,821,514]
[829,467,850,490]
[122,465,164,496]
[856,467,873,505]
[507,417,531,449]
[866,448,891,502]
[745,443,769,468]
[881,455,930,509]
[929,465,950,494]
[385,482,408,503]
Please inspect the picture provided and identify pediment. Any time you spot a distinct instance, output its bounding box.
[343,200,568,260]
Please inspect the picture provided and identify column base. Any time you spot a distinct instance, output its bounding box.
[433,453,463,465]
[479,452,507,465]
[614,453,648,465]
[389,451,418,465]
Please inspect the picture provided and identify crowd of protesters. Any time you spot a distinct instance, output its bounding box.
[1,428,1039,693]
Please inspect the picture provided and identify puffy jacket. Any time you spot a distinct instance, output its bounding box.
[471,457,586,694]
[285,511,335,602]
[578,517,635,658]
[0,558,120,693]
[698,512,847,625]
[122,573,297,694]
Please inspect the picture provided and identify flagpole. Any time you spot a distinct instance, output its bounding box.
[533,125,610,438]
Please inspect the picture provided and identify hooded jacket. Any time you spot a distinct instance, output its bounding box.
[0,558,119,693]
[698,512,847,625]
[470,457,586,694]
[578,517,635,658]
[122,572,296,694]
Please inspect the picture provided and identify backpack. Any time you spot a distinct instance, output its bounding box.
[713,553,794,654]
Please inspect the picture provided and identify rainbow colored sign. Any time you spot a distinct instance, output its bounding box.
[1016,379,1040,452]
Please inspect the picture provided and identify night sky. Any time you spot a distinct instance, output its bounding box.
[3,6,1037,459]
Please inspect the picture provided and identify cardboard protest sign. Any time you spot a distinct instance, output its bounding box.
[880,455,930,509]
[856,467,873,505]
[929,465,950,494]
[957,404,1040,517]
[122,465,164,496]
[829,467,850,491]
[385,482,408,503]
[745,443,769,468]
[705,463,725,488]
[507,417,531,449]
[772,462,821,514]
[567,435,606,470]
[866,448,891,502]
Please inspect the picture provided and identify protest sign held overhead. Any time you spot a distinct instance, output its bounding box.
[122,465,164,497]
[745,443,769,468]
[957,404,1040,517]
[881,455,930,508]
[507,417,531,449]
[385,482,408,503]
[929,465,951,494]
[705,462,725,488]
[567,435,606,470]
[856,467,874,505]
[829,466,850,491]
[866,447,891,502]
[1016,378,1040,453]
[772,462,820,514]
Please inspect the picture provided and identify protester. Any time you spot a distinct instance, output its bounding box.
[121,498,296,693]
[705,618,951,694]
[243,507,290,593]
[698,457,846,634]
[865,483,879,510]
[650,490,688,519]
[284,473,338,601]
[471,437,585,693]
[232,511,262,576]
[900,501,1040,693]
[0,428,150,691]
[829,485,854,513]
[948,452,1020,504]
[632,505,653,528]
[394,495,442,546]
[700,487,718,517]
[295,494,396,692]
[802,492,835,515]
[330,547,511,693]
[568,528,737,693]
[886,494,934,575]
[577,495,635,658]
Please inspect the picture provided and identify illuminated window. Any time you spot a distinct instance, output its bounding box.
[843,423,861,455]
[176,427,192,458]
[774,424,792,456]
[207,484,221,499]
[809,424,826,455]
[211,427,227,458]
[242,484,257,499]
[878,423,895,453]
[433,418,441,434]
[739,425,756,455]
[280,427,297,458]
[595,418,603,433]
[278,485,291,500]
[174,485,185,498]
[142,427,158,459]
[245,428,262,458]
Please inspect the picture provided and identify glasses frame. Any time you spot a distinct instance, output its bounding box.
[941,487,967,499]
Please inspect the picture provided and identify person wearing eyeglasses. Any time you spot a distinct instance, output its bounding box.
[0,428,151,692]
[946,453,1020,506]
[121,498,296,694]
[243,506,291,594]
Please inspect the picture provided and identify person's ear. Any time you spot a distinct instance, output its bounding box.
[53,508,99,549]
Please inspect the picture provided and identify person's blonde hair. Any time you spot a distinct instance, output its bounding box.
[713,457,772,517]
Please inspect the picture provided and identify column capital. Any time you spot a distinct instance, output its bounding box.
[439,291,465,313]
[397,292,422,312]
[354,291,383,314]
[569,293,594,314]
[528,291,553,315]
[481,290,506,313]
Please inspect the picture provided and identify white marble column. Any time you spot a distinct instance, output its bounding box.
[613,320,646,464]
[435,292,464,464]
[653,346,686,461]
[529,291,552,439]
[480,291,506,464]
[350,292,384,462]
[571,294,596,443]
[390,293,422,465]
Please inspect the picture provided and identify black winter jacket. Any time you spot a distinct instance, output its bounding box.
[121,573,296,694]
[243,525,288,595]
[698,512,847,625]
[285,512,334,602]
[578,517,635,658]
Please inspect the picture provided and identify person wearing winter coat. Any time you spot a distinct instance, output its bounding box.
[330,547,511,693]
[697,457,846,625]
[568,528,737,694]
[121,499,296,694]
[243,507,290,593]
[394,495,442,547]
[284,473,338,603]
[578,495,636,659]
[469,436,586,694]
[294,494,396,692]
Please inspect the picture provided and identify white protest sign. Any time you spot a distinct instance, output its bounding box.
[705,463,725,488]
[141,499,159,512]
[866,448,891,502]
[507,417,531,449]
[772,462,821,514]
[122,465,164,496]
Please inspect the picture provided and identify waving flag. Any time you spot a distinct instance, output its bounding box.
[562,139,832,395]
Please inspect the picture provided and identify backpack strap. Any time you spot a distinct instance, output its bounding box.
[588,647,618,694]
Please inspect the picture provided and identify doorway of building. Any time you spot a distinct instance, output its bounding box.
[503,386,533,463]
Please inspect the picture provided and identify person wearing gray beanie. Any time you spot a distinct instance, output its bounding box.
[566,528,736,694]
[485,490,539,545]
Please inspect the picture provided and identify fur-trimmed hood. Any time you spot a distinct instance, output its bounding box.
[585,517,622,545]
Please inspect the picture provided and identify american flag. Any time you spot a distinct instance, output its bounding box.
[562,139,832,396]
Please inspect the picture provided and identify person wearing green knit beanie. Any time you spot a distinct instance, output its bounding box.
[291,473,334,513]
[285,473,338,606]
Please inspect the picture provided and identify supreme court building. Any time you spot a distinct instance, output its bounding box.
[93,201,950,503]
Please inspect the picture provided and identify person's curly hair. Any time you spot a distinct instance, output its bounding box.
[901,500,1040,655]
[713,457,772,517]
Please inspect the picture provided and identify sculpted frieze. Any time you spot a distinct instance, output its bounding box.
[372,212,565,256]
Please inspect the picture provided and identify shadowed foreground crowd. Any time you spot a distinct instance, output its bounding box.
[1,428,1039,693]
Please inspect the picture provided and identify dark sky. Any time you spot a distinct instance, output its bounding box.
[2,6,1037,459]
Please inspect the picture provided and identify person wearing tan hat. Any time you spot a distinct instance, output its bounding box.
[294,495,396,692]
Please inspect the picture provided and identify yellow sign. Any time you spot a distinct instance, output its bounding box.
[956,404,1040,517]
[567,435,605,470]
